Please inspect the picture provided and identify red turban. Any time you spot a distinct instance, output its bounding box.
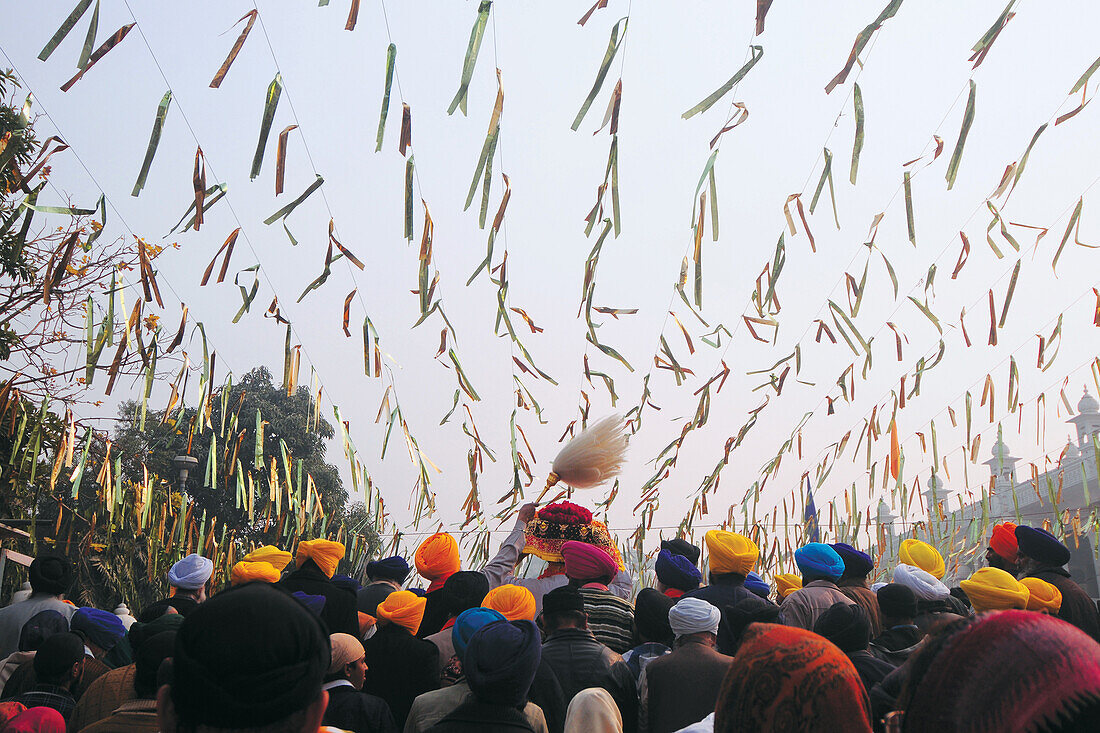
[989,522,1019,562]
[561,541,617,582]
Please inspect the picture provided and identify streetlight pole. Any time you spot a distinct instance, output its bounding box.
[172,455,199,493]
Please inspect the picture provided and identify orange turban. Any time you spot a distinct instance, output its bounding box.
[960,567,1030,612]
[376,590,427,634]
[415,533,461,581]
[705,530,758,576]
[243,545,293,571]
[1021,577,1062,614]
[988,523,1019,563]
[900,539,945,579]
[295,539,346,579]
[774,573,803,600]
[484,584,537,620]
[230,561,280,586]
[357,612,376,638]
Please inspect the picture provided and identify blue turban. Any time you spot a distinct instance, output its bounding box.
[1015,525,1071,566]
[831,543,874,578]
[290,592,327,618]
[365,556,411,584]
[168,554,213,590]
[331,574,361,594]
[655,549,702,592]
[795,543,846,581]
[464,619,542,707]
[71,607,126,652]
[408,588,427,597]
[744,572,771,599]
[452,607,505,660]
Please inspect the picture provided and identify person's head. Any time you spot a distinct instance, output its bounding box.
[654,549,702,595]
[743,572,770,599]
[452,607,506,670]
[561,541,618,586]
[721,596,781,654]
[3,708,66,733]
[564,687,623,733]
[158,583,330,733]
[414,533,461,584]
[364,556,411,586]
[134,631,176,698]
[483,584,537,621]
[168,554,214,603]
[241,546,293,573]
[959,567,1029,613]
[814,603,871,653]
[331,574,361,595]
[541,586,587,633]
[28,554,72,597]
[714,623,872,733]
[0,702,27,729]
[463,620,542,709]
[985,522,1019,574]
[441,571,489,619]
[831,543,874,583]
[773,573,802,601]
[33,632,85,688]
[704,530,757,580]
[794,543,846,583]
[138,599,189,622]
[892,564,950,603]
[294,539,346,579]
[1014,525,1072,575]
[18,610,68,652]
[230,561,280,587]
[876,583,918,626]
[1020,577,1062,615]
[325,633,367,690]
[356,583,395,617]
[632,588,675,647]
[668,597,721,647]
[375,590,427,635]
[660,538,701,566]
[899,539,946,580]
[71,607,126,657]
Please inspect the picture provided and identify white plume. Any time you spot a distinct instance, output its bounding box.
[550,414,628,489]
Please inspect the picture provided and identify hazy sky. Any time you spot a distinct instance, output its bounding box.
[3,1,1099,555]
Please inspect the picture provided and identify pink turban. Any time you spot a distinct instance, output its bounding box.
[561,541,618,582]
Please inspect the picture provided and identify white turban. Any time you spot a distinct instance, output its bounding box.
[668,597,721,638]
[169,554,214,590]
[893,563,949,601]
[870,582,887,593]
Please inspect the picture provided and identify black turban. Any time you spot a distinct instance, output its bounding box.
[661,538,701,567]
[542,586,584,616]
[721,595,781,650]
[464,619,542,708]
[634,588,675,646]
[357,583,396,616]
[876,583,918,619]
[28,554,72,596]
[134,631,177,697]
[831,543,874,578]
[1015,525,1072,566]
[34,632,84,682]
[171,582,330,729]
[18,610,68,652]
[442,571,490,618]
[814,602,871,653]
[365,556,411,584]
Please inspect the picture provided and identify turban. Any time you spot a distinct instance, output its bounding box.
[813,602,871,653]
[704,530,758,576]
[376,590,427,634]
[1015,525,1072,566]
[134,630,176,697]
[328,633,365,675]
[524,503,625,570]
[415,533,461,582]
[243,545,293,571]
[441,571,490,617]
[1021,577,1062,614]
[633,588,675,645]
[831,543,874,578]
[876,583,918,619]
[794,543,845,581]
[358,612,375,638]
[290,591,327,618]
[988,522,1019,563]
[171,583,329,729]
[28,554,72,596]
[655,549,702,592]
[899,539,945,579]
[33,632,84,681]
[774,573,802,600]
[332,574,362,594]
[357,583,395,616]
[960,567,1030,612]
[483,584,537,621]
[464,619,542,707]
[71,607,126,651]
[724,596,782,649]
[452,607,506,660]
[231,561,281,586]
[660,538,701,566]
[4,708,65,733]
[365,556,411,583]
[543,585,585,616]
[0,703,26,729]
[893,564,950,601]
[168,554,214,590]
[561,540,618,582]
[668,597,721,638]
[18,610,68,652]
[744,572,771,599]
[295,539,345,579]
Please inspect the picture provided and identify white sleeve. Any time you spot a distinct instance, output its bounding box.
[480,518,526,589]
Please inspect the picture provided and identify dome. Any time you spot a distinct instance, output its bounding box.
[1063,440,1080,463]
[1078,388,1098,415]
[926,472,944,491]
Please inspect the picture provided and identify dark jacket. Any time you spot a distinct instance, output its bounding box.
[870,625,924,666]
[418,587,450,639]
[322,682,398,733]
[684,573,770,654]
[914,599,966,634]
[1027,566,1100,642]
[528,658,566,733]
[643,639,732,733]
[847,650,896,696]
[540,628,637,731]
[838,582,884,638]
[427,700,535,733]
[280,561,360,636]
[362,623,440,727]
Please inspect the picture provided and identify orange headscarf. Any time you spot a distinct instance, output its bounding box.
[376,590,427,634]
[900,539,946,579]
[705,531,758,576]
[1021,577,1062,614]
[230,561,281,586]
[295,539,346,579]
[243,545,293,571]
[415,533,461,583]
[774,573,803,600]
[484,584,537,621]
[960,567,1030,612]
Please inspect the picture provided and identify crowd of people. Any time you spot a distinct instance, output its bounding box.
[0,500,1097,732]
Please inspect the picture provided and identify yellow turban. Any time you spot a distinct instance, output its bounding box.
[1021,577,1062,614]
[484,584,537,621]
[230,561,280,586]
[960,567,1030,612]
[774,573,803,600]
[376,590,427,634]
[243,545,293,571]
[415,532,461,581]
[705,530,758,576]
[295,539,346,579]
[899,539,945,579]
